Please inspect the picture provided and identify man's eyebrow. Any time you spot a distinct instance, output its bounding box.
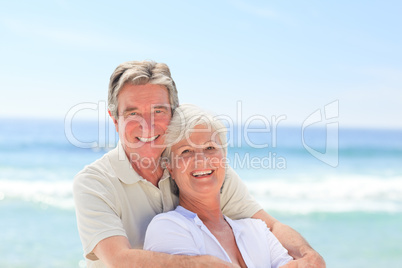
[152,105,170,110]
[122,107,138,113]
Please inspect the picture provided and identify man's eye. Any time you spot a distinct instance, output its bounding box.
[124,112,140,119]
[206,146,215,150]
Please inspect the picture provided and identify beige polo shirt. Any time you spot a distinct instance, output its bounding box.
[73,141,262,267]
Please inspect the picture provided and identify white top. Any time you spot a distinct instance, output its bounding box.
[144,206,292,268]
[73,141,262,268]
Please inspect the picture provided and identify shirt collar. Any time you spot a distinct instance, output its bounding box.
[223,215,244,236]
[109,141,171,185]
[175,206,243,234]
[108,140,143,184]
[159,168,171,183]
[175,205,197,219]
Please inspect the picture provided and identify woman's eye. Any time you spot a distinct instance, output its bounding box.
[180,149,194,156]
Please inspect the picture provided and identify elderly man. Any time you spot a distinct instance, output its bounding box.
[73,60,325,268]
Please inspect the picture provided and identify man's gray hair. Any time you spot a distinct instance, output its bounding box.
[163,104,228,161]
[108,60,179,118]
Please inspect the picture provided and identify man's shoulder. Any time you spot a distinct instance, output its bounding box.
[76,150,113,176]
[222,165,242,191]
[224,165,241,182]
[73,148,119,188]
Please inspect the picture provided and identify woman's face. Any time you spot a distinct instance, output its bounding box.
[167,124,226,197]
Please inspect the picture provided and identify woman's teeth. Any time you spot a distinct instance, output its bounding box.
[192,170,213,177]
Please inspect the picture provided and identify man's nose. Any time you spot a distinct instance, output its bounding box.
[139,114,154,134]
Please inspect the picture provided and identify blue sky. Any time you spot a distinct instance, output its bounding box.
[1,0,401,128]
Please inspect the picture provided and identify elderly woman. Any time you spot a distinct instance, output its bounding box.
[144,104,292,268]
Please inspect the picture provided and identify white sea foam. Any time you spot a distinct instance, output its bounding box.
[245,174,402,214]
[1,174,402,213]
[0,179,74,210]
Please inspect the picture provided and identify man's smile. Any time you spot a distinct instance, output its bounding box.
[136,135,160,143]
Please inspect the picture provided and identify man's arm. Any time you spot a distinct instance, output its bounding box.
[252,210,325,268]
[93,236,239,268]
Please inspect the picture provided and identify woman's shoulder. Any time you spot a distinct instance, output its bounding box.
[150,209,184,223]
[149,207,196,230]
[144,207,203,253]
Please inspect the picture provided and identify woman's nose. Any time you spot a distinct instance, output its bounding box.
[194,152,208,168]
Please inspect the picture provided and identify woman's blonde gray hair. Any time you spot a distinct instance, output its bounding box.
[108,60,179,118]
[162,104,228,161]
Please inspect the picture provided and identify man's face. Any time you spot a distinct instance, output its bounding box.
[112,83,172,164]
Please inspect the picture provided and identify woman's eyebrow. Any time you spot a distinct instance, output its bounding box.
[176,144,190,150]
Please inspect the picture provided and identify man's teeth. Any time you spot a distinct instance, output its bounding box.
[137,135,159,142]
[192,170,213,177]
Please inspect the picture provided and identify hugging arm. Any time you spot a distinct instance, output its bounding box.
[76,192,238,268]
[73,172,237,268]
[252,210,326,268]
[94,236,237,268]
[221,168,325,268]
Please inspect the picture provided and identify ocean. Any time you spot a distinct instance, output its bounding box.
[1,118,401,267]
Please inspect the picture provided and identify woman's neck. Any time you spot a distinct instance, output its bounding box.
[179,193,224,224]
[179,191,247,268]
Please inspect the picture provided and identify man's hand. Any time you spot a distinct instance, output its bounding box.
[280,250,326,268]
[252,210,325,268]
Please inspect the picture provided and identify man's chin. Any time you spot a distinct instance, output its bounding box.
[122,139,165,150]
[127,150,164,163]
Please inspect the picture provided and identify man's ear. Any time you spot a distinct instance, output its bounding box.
[108,110,119,133]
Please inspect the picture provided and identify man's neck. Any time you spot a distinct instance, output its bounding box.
[131,160,164,187]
